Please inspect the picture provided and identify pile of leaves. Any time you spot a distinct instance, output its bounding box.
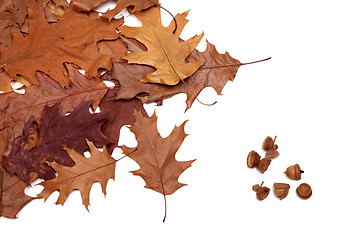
[0,0,267,221]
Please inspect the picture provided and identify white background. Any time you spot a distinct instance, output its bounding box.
[1,0,337,239]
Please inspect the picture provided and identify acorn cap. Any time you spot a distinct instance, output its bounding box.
[273,183,290,189]
[262,136,274,151]
[257,157,271,174]
[284,164,303,180]
[296,183,312,199]
[265,149,279,159]
[247,150,261,168]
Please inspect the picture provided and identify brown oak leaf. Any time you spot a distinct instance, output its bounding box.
[0,2,123,87]
[0,129,35,219]
[43,0,69,23]
[2,101,111,184]
[0,166,35,218]
[99,83,148,154]
[72,0,158,21]
[97,38,128,63]
[0,67,32,92]
[0,63,108,138]
[122,111,194,221]
[0,67,15,92]
[118,6,204,85]
[0,10,12,47]
[110,41,242,111]
[101,0,159,21]
[37,140,116,210]
[0,0,68,46]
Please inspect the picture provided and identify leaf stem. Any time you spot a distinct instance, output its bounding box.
[163,194,167,222]
[158,5,177,34]
[146,0,177,34]
[196,98,217,107]
[116,147,138,162]
[0,168,3,217]
[240,57,271,66]
[181,79,217,108]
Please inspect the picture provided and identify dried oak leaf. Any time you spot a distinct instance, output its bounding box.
[0,63,108,138]
[101,0,159,21]
[43,0,69,23]
[0,67,15,92]
[0,0,69,46]
[0,166,35,218]
[122,111,194,221]
[37,140,116,210]
[2,101,111,184]
[0,10,12,47]
[111,41,241,110]
[99,84,148,154]
[118,6,204,86]
[0,2,123,87]
[72,0,158,21]
[0,129,35,219]
[97,38,128,63]
[0,67,32,92]
[1,0,38,45]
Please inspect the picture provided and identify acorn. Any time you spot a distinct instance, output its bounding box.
[296,183,312,199]
[257,157,271,174]
[284,164,303,180]
[273,183,290,200]
[252,181,270,201]
[262,136,278,151]
[247,150,261,168]
[265,149,279,159]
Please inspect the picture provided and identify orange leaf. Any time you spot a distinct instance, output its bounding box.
[118,6,204,85]
[0,2,122,87]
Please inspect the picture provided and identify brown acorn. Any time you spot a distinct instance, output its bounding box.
[265,149,279,159]
[252,181,270,201]
[247,150,261,168]
[273,183,290,200]
[257,157,271,173]
[284,164,303,180]
[296,183,312,199]
[262,136,278,151]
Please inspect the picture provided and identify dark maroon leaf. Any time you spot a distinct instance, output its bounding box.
[2,101,111,184]
[99,83,148,154]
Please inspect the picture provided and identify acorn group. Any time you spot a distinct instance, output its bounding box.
[247,136,279,173]
[248,136,312,201]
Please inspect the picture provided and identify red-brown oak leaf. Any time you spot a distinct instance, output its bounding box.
[97,38,128,63]
[99,80,148,154]
[72,0,158,21]
[2,101,111,184]
[0,63,108,138]
[0,67,32,92]
[0,166,35,218]
[101,0,159,21]
[43,0,69,23]
[0,128,36,218]
[0,2,123,87]
[121,111,194,221]
[111,41,241,111]
[37,140,116,210]
[0,0,69,46]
